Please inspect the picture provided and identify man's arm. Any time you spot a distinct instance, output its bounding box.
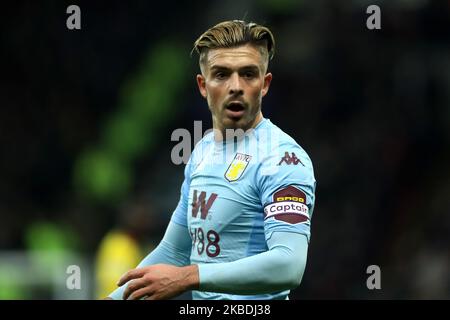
[120,231,307,299]
[198,231,308,294]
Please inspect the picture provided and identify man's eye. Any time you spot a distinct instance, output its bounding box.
[215,72,226,79]
[244,72,255,78]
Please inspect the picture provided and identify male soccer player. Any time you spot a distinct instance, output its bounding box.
[108,20,316,300]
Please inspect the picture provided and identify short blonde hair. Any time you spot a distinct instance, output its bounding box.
[192,20,275,72]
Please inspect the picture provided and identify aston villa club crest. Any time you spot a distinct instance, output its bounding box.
[224,153,251,182]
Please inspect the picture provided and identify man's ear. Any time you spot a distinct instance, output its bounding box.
[196,74,207,99]
[261,72,272,97]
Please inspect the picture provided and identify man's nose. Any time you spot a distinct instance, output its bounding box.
[229,73,243,96]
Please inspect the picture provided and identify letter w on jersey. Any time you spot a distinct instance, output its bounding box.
[192,190,218,219]
[264,185,309,224]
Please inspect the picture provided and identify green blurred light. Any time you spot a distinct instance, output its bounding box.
[0,265,28,299]
[103,112,150,162]
[21,221,79,294]
[25,222,76,252]
[74,149,132,202]
[121,45,187,121]
[73,42,189,204]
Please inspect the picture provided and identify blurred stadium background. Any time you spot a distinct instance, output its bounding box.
[0,0,449,299]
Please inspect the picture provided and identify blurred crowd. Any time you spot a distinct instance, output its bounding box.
[0,1,449,299]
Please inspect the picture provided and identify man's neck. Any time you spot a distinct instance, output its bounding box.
[213,112,264,141]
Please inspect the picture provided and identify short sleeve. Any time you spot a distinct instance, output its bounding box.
[258,142,316,243]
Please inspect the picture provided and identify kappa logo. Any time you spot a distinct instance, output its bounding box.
[278,152,304,166]
[224,153,251,182]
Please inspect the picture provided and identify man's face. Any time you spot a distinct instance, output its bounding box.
[196,44,272,134]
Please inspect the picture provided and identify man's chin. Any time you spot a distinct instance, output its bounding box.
[223,116,246,129]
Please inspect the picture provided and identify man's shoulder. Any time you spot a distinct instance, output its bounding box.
[189,131,214,162]
[256,119,313,165]
[255,121,316,201]
[194,130,215,149]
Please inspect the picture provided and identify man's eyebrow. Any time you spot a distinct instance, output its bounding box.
[210,64,260,72]
[210,65,230,72]
[239,65,260,72]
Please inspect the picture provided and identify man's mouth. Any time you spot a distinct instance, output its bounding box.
[225,102,245,118]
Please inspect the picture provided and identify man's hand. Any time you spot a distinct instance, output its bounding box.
[118,264,199,300]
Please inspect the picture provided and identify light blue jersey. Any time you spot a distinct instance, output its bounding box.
[171,118,316,300]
